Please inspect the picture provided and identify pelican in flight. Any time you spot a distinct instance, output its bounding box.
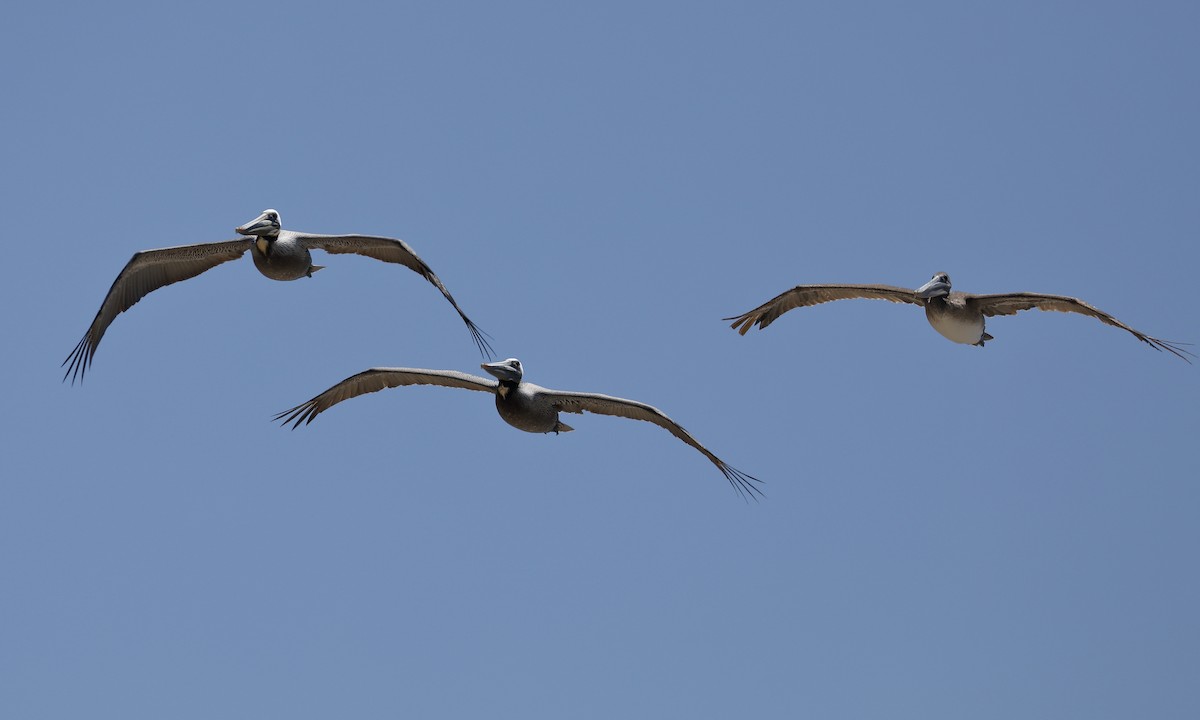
[726,272,1191,361]
[275,358,763,499]
[63,209,493,382]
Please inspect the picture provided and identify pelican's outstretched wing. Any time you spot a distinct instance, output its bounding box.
[725,283,921,335]
[543,389,763,499]
[275,367,498,428]
[63,239,252,383]
[971,293,1193,362]
[301,234,494,357]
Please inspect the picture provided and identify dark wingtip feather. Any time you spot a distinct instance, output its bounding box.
[1148,337,1195,364]
[720,464,765,502]
[724,309,763,336]
[466,320,496,359]
[61,334,93,385]
[272,402,316,430]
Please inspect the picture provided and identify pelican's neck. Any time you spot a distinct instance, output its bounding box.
[496,380,519,399]
[257,234,282,255]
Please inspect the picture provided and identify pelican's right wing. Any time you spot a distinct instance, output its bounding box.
[725,283,921,335]
[63,239,252,383]
[275,367,498,428]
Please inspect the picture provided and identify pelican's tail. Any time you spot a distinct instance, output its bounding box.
[306,265,326,277]
[553,421,574,434]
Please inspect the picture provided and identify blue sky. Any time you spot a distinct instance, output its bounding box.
[3,2,1198,718]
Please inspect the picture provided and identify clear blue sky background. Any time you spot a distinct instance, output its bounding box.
[2,2,1197,718]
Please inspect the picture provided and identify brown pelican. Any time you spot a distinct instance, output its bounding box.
[726,272,1192,361]
[63,209,493,382]
[275,358,763,499]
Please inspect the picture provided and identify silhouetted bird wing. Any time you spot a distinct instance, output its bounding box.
[544,388,763,499]
[971,292,1192,361]
[63,239,252,383]
[275,367,497,428]
[301,233,493,357]
[725,283,921,335]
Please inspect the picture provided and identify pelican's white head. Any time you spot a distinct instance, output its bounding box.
[481,358,523,384]
[915,271,952,299]
[235,209,282,236]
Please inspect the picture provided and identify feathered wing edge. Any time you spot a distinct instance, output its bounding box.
[274,367,498,428]
[724,284,922,335]
[302,234,495,358]
[549,390,764,501]
[973,293,1194,363]
[62,240,251,384]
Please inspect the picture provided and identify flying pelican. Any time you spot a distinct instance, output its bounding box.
[63,209,493,382]
[275,358,763,499]
[726,272,1191,361]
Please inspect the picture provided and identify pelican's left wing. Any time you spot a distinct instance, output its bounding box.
[301,234,493,357]
[971,292,1192,362]
[275,367,498,428]
[544,389,763,499]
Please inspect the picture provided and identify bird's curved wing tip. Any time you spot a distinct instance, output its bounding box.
[722,465,765,502]
[272,403,317,429]
[1161,340,1194,363]
[722,313,759,335]
[61,335,93,385]
[467,321,497,359]
[1144,336,1195,363]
